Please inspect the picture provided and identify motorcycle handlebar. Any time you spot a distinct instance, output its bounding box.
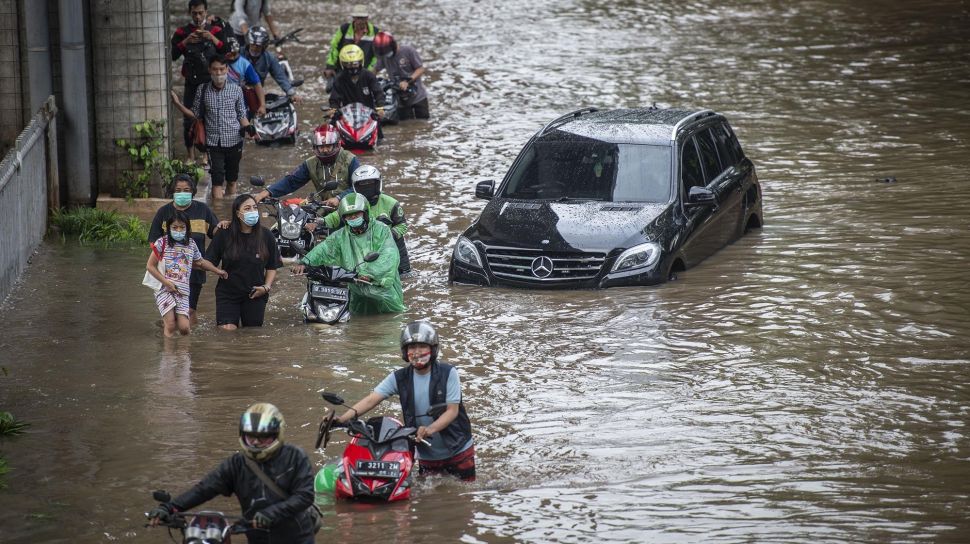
[272,28,303,46]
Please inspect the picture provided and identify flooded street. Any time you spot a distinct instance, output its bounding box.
[2,0,970,541]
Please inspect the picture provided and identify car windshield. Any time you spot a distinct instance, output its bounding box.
[499,132,672,202]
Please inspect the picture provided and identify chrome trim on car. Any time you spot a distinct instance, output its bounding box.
[670,109,715,140]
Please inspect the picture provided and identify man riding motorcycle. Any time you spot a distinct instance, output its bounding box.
[321,165,412,275]
[291,193,405,315]
[253,124,359,209]
[243,25,300,103]
[147,403,318,543]
[327,44,384,119]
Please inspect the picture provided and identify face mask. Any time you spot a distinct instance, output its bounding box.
[173,192,193,207]
[411,352,431,369]
[212,73,227,85]
[346,216,365,228]
[171,230,186,242]
[346,67,362,77]
[242,211,260,226]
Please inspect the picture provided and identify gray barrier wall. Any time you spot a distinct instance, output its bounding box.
[0,97,58,304]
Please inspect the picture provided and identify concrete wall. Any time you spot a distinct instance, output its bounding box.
[90,0,170,197]
[0,0,24,153]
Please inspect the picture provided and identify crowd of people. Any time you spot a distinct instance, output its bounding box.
[148,3,463,539]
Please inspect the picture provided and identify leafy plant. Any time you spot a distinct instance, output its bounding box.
[115,120,204,201]
[49,207,148,245]
[0,412,29,437]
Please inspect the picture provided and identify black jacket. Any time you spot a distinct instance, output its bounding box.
[173,444,315,543]
[329,70,384,110]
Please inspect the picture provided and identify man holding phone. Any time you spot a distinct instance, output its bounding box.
[171,0,230,164]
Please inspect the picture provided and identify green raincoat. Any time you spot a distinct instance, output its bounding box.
[301,219,405,314]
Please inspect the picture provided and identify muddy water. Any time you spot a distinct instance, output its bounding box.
[2,0,970,542]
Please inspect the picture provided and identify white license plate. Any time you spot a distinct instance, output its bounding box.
[312,285,348,300]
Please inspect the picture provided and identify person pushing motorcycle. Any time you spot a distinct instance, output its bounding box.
[147,403,318,543]
[253,124,359,210]
[334,321,476,481]
[291,193,405,314]
[321,165,412,275]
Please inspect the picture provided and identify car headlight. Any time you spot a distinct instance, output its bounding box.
[281,220,301,239]
[453,236,483,268]
[611,242,661,273]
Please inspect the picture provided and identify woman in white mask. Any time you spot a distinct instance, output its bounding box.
[204,195,283,329]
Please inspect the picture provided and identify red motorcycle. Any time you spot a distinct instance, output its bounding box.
[314,391,444,502]
[330,103,380,153]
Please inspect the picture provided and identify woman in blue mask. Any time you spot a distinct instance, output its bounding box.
[148,174,221,326]
[146,210,227,337]
[205,194,283,329]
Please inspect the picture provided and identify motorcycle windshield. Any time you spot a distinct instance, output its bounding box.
[340,103,374,130]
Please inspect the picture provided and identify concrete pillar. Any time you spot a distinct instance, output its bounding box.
[90,0,170,198]
[58,0,94,205]
[0,0,24,152]
[23,0,53,113]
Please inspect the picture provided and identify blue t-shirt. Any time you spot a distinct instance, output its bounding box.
[375,367,472,460]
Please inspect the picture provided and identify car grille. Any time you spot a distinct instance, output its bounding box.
[483,245,607,282]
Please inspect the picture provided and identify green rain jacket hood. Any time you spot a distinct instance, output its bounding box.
[301,219,405,314]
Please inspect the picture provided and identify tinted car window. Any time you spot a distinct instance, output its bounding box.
[713,123,738,167]
[695,129,722,184]
[500,132,671,202]
[681,138,704,191]
[723,123,744,161]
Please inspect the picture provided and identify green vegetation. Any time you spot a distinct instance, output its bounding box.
[49,207,148,245]
[115,120,204,200]
[0,412,29,437]
[0,412,29,490]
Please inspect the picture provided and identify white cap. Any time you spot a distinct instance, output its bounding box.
[351,4,368,18]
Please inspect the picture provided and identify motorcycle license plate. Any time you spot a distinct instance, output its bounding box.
[355,460,400,479]
[311,285,348,300]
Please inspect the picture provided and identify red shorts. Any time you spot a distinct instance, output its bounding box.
[418,445,476,481]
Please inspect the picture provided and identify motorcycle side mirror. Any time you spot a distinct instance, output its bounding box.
[363,252,380,263]
[426,403,448,419]
[321,391,346,406]
[321,180,339,192]
[249,175,265,187]
[289,240,307,256]
[152,490,172,503]
[292,79,304,88]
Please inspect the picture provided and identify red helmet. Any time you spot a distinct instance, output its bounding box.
[311,125,340,161]
[373,31,396,58]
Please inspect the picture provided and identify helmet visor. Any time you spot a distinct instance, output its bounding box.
[242,433,278,449]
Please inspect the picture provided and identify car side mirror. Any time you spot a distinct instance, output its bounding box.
[249,175,265,187]
[475,180,495,200]
[685,186,716,207]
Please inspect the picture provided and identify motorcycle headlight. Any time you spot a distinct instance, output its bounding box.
[611,242,661,273]
[281,220,301,239]
[453,236,483,268]
[318,305,342,322]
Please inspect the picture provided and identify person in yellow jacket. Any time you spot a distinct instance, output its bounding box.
[292,193,405,314]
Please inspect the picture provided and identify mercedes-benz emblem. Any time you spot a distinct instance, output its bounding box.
[530,256,554,278]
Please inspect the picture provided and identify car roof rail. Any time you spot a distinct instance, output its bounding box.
[538,107,600,137]
[670,109,716,139]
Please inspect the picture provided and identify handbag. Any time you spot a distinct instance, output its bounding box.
[142,238,166,290]
[242,455,322,534]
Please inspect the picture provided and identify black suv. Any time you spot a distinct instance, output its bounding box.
[448,107,763,288]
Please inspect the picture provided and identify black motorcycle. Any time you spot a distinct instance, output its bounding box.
[253,29,304,145]
[250,176,337,259]
[292,243,379,324]
[378,76,417,126]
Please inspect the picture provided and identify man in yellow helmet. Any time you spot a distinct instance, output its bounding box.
[328,44,385,118]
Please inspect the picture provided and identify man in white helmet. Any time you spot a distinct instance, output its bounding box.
[147,403,318,542]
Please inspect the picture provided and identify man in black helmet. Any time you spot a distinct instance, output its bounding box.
[335,321,476,480]
[147,403,319,542]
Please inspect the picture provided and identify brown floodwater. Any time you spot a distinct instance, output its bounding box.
[2,0,969,542]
